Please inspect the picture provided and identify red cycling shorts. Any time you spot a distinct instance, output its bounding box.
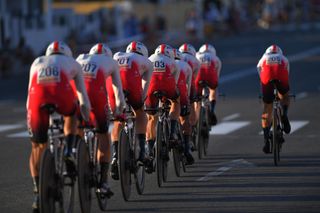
[145,75,179,111]
[27,73,77,143]
[195,66,218,97]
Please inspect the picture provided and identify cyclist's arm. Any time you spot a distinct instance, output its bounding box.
[173,60,180,84]
[186,63,192,97]
[110,60,125,112]
[73,61,91,121]
[283,55,290,74]
[26,57,41,108]
[216,56,222,78]
[141,59,153,101]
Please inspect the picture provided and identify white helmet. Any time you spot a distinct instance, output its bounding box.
[46,41,72,57]
[265,44,283,55]
[179,43,196,56]
[89,43,112,57]
[126,41,148,57]
[199,43,216,55]
[173,48,182,60]
[155,44,174,59]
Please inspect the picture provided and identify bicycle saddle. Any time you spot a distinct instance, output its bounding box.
[40,104,57,114]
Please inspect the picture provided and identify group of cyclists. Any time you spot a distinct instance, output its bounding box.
[26,40,291,212]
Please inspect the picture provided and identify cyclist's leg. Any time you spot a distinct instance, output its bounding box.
[169,96,181,141]
[145,90,158,156]
[134,107,148,162]
[208,81,218,126]
[180,114,194,165]
[277,82,291,134]
[261,82,273,153]
[27,102,49,211]
[110,121,122,180]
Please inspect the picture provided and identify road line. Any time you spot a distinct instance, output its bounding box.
[296,92,308,100]
[258,120,309,135]
[290,121,309,133]
[222,113,240,121]
[7,131,29,138]
[0,124,24,133]
[220,46,320,84]
[197,159,255,181]
[210,121,250,135]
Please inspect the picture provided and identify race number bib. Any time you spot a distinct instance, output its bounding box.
[82,63,98,79]
[199,55,211,65]
[37,66,61,84]
[153,60,166,72]
[266,55,281,65]
[117,57,132,69]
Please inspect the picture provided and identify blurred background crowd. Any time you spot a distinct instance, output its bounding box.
[1,0,320,79]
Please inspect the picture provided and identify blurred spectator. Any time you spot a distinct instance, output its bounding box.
[0,38,13,79]
[185,9,200,40]
[15,37,34,65]
[124,13,139,37]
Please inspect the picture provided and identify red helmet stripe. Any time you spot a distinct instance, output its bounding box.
[183,43,188,52]
[53,41,59,52]
[272,45,277,53]
[160,44,165,54]
[132,41,137,52]
[205,43,208,51]
[97,43,103,54]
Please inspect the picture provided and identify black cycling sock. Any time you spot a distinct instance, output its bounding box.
[137,134,146,155]
[282,105,288,116]
[263,126,271,140]
[147,139,155,150]
[183,134,190,154]
[65,134,76,157]
[100,162,110,184]
[32,176,39,194]
[170,120,178,136]
[112,141,118,159]
[210,100,216,113]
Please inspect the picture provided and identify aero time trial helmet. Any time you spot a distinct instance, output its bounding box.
[173,48,182,60]
[46,41,72,57]
[179,43,196,56]
[126,41,148,57]
[89,43,112,57]
[265,44,283,55]
[198,43,216,55]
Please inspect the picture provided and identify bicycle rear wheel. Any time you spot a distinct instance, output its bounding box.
[39,149,57,213]
[272,110,280,166]
[134,136,145,195]
[162,121,169,183]
[119,129,132,201]
[156,122,164,187]
[61,164,75,213]
[197,107,205,159]
[77,139,92,213]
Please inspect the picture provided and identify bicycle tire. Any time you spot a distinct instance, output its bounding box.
[172,148,181,177]
[273,109,280,166]
[77,139,92,213]
[197,107,205,159]
[134,135,145,195]
[39,149,57,213]
[162,121,169,182]
[156,122,164,187]
[61,165,75,213]
[119,129,132,201]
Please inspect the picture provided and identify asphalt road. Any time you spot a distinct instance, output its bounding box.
[0,28,320,213]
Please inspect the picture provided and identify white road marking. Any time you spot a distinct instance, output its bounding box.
[7,131,29,138]
[197,159,256,181]
[220,46,320,84]
[290,121,309,133]
[295,92,308,100]
[222,113,240,121]
[210,121,250,135]
[258,120,309,135]
[0,124,24,133]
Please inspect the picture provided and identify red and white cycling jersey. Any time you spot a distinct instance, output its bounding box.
[195,51,221,95]
[180,53,200,101]
[107,52,152,111]
[175,59,192,106]
[145,53,180,109]
[257,53,290,85]
[76,53,124,131]
[27,54,90,143]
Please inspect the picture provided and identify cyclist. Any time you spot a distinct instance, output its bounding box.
[179,43,200,149]
[257,44,291,154]
[173,48,194,165]
[196,43,222,126]
[145,44,180,170]
[76,43,125,195]
[26,41,91,212]
[107,41,153,180]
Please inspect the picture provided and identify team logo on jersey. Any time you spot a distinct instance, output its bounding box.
[37,66,61,84]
